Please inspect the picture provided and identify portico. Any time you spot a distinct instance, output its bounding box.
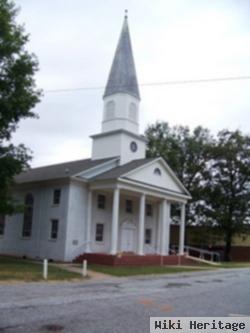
[86,176,188,257]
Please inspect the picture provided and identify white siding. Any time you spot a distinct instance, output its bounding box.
[127,160,182,193]
[102,93,139,134]
[0,183,70,261]
[64,181,88,261]
[91,131,146,165]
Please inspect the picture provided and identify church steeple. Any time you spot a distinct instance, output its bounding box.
[103,12,140,100]
[91,13,146,165]
[101,12,141,135]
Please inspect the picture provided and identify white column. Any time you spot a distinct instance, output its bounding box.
[179,203,186,255]
[137,193,145,255]
[156,202,162,254]
[160,200,170,255]
[166,202,171,255]
[110,188,120,255]
[85,190,92,253]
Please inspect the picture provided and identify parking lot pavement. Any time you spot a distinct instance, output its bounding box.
[0,268,250,333]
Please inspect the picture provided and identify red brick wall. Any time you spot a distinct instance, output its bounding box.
[230,246,250,262]
[74,253,195,266]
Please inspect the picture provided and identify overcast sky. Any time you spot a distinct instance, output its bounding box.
[13,0,250,167]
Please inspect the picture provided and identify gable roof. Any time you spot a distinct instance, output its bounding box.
[91,157,191,198]
[91,158,156,181]
[103,15,140,100]
[15,157,115,184]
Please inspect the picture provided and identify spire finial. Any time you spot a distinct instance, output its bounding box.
[124,9,128,19]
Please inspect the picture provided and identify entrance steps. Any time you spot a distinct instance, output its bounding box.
[73,253,197,266]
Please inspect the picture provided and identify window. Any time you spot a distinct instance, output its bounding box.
[146,203,153,217]
[154,167,162,176]
[22,194,34,238]
[53,189,61,205]
[0,215,5,236]
[145,228,152,244]
[129,102,137,121]
[97,194,106,209]
[95,223,104,242]
[105,100,115,119]
[125,199,133,213]
[50,219,59,240]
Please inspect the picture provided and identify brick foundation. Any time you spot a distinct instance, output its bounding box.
[230,246,250,262]
[74,253,196,266]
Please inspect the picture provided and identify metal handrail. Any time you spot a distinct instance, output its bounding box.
[145,243,157,254]
[184,245,221,262]
[71,240,92,258]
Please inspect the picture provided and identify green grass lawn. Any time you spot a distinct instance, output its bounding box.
[88,261,250,277]
[218,262,250,269]
[88,264,211,277]
[1,256,249,281]
[0,256,81,282]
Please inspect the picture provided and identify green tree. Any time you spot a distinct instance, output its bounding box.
[145,122,213,224]
[204,130,250,261]
[0,0,41,214]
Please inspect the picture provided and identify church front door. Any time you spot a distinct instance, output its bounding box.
[121,222,135,252]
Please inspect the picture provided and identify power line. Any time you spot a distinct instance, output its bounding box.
[44,75,250,94]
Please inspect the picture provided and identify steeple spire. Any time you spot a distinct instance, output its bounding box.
[103,13,140,100]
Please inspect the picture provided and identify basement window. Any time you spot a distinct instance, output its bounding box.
[95,223,104,242]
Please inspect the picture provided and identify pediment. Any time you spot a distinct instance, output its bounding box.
[123,158,189,196]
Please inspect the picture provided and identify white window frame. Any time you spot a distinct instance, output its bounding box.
[50,219,59,240]
[146,203,153,217]
[52,189,61,206]
[125,199,133,213]
[22,193,34,239]
[97,194,106,209]
[95,223,104,243]
[145,228,152,245]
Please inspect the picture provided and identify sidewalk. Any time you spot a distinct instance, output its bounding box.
[51,263,113,281]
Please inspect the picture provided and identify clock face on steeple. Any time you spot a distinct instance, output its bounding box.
[130,141,138,152]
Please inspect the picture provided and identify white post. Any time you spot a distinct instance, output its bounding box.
[82,260,87,277]
[85,190,92,253]
[110,188,120,255]
[137,193,146,255]
[43,259,48,280]
[160,200,170,256]
[156,201,162,254]
[165,201,171,256]
[179,203,186,255]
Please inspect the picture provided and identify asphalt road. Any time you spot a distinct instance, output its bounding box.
[0,268,250,333]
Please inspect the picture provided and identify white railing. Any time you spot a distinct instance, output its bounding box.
[71,240,92,259]
[171,245,220,262]
[185,245,221,262]
[145,244,157,254]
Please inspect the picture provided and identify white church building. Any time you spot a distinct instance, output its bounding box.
[0,15,191,264]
